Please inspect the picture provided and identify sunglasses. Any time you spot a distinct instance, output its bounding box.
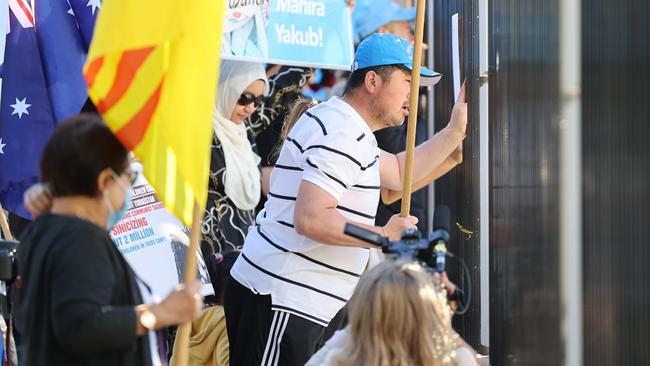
[237,91,264,107]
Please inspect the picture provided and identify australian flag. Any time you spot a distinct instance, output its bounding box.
[0,0,99,218]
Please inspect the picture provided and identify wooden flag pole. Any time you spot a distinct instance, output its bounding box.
[400,0,427,217]
[0,203,14,241]
[174,202,203,366]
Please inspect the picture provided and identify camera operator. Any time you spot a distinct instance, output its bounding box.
[306,261,485,366]
[437,271,465,312]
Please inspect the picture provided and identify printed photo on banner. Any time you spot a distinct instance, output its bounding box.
[109,162,214,298]
[222,0,354,70]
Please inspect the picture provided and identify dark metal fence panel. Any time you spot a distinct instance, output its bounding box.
[432,0,482,348]
[488,1,563,364]
[582,1,650,364]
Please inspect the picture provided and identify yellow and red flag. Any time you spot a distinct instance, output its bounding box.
[84,0,223,226]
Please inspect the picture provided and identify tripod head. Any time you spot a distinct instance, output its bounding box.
[344,205,451,272]
[344,224,447,272]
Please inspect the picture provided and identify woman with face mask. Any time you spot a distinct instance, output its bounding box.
[15,115,203,366]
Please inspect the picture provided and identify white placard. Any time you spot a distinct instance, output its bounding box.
[452,13,461,101]
[110,163,213,298]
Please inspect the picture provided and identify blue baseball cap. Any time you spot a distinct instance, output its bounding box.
[351,33,442,87]
[353,0,416,42]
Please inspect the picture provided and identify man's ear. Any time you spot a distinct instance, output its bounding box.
[96,168,113,194]
[364,71,379,93]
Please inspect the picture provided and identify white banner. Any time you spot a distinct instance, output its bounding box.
[110,163,213,298]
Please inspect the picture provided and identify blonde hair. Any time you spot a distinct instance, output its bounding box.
[270,97,318,161]
[329,261,459,366]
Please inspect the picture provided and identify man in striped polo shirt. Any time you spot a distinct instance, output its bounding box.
[225,33,468,366]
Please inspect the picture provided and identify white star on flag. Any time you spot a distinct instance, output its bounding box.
[10,97,31,119]
[67,0,75,16]
[87,0,101,16]
[0,138,6,154]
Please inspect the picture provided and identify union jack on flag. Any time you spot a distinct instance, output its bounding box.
[0,0,99,218]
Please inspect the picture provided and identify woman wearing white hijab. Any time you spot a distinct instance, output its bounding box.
[201,60,269,254]
[167,61,269,366]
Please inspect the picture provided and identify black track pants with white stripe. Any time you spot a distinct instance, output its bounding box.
[224,279,326,366]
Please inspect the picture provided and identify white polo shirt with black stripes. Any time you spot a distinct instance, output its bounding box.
[230,97,381,326]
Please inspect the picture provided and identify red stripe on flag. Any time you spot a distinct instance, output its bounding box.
[115,78,164,150]
[84,57,105,89]
[16,0,34,26]
[96,47,155,113]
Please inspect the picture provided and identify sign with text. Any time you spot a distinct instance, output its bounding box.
[110,163,213,298]
[222,0,354,70]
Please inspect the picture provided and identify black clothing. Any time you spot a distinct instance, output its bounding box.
[224,279,327,366]
[201,131,260,255]
[200,128,260,301]
[374,120,430,233]
[16,214,151,366]
[250,66,313,168]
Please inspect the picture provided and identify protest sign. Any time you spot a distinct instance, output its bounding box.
[110,163,213,297]
[222,0,354,70]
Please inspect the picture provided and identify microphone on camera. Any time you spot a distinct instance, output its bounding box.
[430,205,450,273]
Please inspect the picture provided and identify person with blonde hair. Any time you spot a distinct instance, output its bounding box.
[306,261,484,366]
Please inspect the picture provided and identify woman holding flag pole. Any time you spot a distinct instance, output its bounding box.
[15,115,203,366]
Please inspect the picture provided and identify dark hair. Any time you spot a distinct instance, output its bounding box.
[343,64,410,95]
[40,113,129,198]
[269,97,318,162]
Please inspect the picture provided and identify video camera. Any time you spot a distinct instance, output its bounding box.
[0,240,19,283]
[344,205,451,273]
[343,205,472,315]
